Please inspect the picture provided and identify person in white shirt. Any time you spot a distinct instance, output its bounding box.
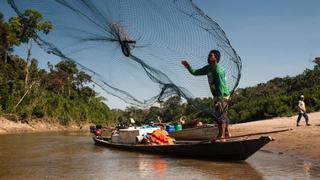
[297,95,310,126]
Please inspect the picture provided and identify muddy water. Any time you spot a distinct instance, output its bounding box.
[0,132,319,180]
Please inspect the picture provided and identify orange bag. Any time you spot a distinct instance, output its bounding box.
[149,129,174,145]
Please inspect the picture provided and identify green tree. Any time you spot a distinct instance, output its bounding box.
[145,106,162,121]
[0,12,11,63]
[161,96,184,122]
[8,9,52,86]
[47,60,78,96]
[76,71,92,90]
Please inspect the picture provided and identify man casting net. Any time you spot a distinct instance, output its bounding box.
[8,0,242,122]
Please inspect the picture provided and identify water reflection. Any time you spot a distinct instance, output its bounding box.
[116,150,264,180]
[137,157,167,177]
[176,160,263,180]
[151,159,167,175]
[0,133,319,180]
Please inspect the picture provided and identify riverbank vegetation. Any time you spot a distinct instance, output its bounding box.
[1,10,319,127]
[0,11,112,125]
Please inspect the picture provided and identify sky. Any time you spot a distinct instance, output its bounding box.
[1,0,320,109]
[194,0,320,86]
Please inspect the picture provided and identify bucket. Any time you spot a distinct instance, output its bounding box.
[165,124,175,133]
[175,124,182,131]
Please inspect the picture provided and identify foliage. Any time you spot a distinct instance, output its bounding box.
[0,12,11,62]
[8,8,53,85]
[0,53,112,125]
[0,10,111,125]
[8,9,52,45]
[227,62,320,123]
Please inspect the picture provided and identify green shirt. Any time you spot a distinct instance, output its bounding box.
[187,64,230,101]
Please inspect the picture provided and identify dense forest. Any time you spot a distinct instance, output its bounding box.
[0,11,113,125]
[1,10,319,127]
[228,61,320,123]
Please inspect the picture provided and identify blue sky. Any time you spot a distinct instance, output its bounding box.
[195,0,320,87]
[1,0,320,109]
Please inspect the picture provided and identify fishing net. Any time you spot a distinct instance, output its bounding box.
[7,0,242,120]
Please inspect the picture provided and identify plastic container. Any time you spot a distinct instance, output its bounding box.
[165,124,175,133]
[111,134,120,143]
[175,124,182,131]
[119,129,140,144]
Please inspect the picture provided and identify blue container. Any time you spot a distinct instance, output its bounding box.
[165,124,175,133]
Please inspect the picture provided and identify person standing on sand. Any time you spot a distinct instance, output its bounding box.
[181,49,231,141]
[297,95,310,126]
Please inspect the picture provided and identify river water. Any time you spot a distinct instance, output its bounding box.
[0,132,319,180]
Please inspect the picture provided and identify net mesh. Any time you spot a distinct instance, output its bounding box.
[7,0,242,120]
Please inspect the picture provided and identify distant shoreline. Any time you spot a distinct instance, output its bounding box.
[0,117,93,134]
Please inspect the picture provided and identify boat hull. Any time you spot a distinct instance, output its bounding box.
[93,136,272,161]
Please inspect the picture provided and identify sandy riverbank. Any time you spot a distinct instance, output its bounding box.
[0,117,93,134]
[230,112,320,162]
[1,112,319,162]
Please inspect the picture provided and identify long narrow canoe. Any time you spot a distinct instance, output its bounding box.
[93,136,272,161]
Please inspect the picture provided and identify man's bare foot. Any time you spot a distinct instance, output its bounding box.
[211,136,226,143]
[216,139,226,143]
[225,132,231,138]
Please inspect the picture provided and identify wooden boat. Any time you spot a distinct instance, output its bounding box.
[92,136,273,161]
[169,124,218,141]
